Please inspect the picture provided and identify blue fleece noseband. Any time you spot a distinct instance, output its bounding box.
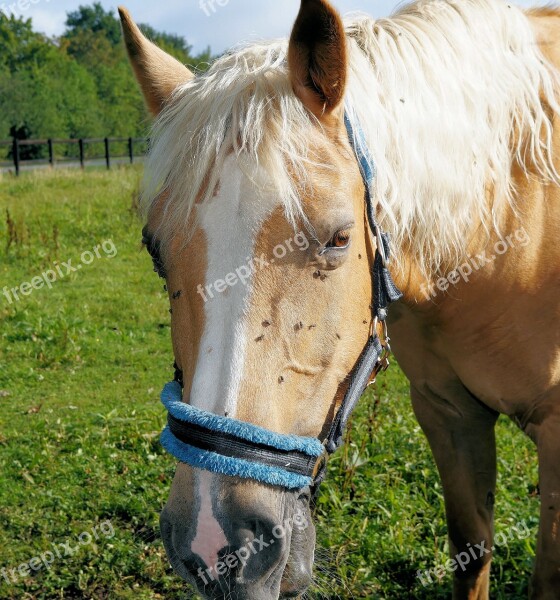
[161,381,325,489]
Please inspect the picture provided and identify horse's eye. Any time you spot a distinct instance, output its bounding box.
[327,229,351,249]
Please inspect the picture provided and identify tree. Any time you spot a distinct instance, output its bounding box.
[65,2,122,46]
[0,3,215,155]
[0,13,104,149]
[0,14,52,73]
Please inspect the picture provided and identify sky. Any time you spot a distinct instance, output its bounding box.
[5,0,539,54]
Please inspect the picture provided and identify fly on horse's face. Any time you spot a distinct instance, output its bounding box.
[120,1,379,597]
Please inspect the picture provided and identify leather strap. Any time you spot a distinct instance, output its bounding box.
[167,413,322,478]
[309,114,403,496]
[324,335,383,454]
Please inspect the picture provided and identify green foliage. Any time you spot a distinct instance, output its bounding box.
[0,4,213,154]
[0,168,540,599]
[65,2,123,46]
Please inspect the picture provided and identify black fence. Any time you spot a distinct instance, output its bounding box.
[0,137,148,175]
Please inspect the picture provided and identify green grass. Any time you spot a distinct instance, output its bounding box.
[0,167,540,599]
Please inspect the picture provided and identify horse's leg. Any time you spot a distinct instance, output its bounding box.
[528,411,560,599]
[411,384,498,600]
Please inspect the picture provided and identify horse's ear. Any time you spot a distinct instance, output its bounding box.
[118,6,194,116]
[288,0,347,124]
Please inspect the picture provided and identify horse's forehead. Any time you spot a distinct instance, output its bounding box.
[197,156,280,231]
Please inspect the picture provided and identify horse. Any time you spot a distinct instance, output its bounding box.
[119,0,560,598]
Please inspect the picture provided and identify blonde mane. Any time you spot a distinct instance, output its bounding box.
[144,0,560,276]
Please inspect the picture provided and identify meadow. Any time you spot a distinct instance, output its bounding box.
[0,167,540,599]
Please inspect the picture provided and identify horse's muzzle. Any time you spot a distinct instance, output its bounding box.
[160,482,315,600]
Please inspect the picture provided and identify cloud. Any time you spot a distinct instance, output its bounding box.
[29,5,69,37]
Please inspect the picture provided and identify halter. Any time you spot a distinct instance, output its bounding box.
[148,111,402,493]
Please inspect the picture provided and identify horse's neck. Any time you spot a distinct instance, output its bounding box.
[348,8,560,302]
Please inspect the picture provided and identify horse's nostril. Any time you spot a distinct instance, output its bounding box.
[232,517,286,584]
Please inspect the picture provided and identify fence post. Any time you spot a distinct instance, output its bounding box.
[104,137,110,170]
[48,139,54,167]
[79,139,84,169]
[128,137,133,164]
[12,138,20,176]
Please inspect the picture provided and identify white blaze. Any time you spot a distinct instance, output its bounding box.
[190,471,227,570]
[189,155,279,566]
[189,155,275,416]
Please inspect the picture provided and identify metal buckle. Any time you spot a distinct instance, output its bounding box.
[367,320,392,387]
[375,225,389,268]
[312,448,329,480]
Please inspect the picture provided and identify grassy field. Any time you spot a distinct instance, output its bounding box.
[0,167,540,599]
